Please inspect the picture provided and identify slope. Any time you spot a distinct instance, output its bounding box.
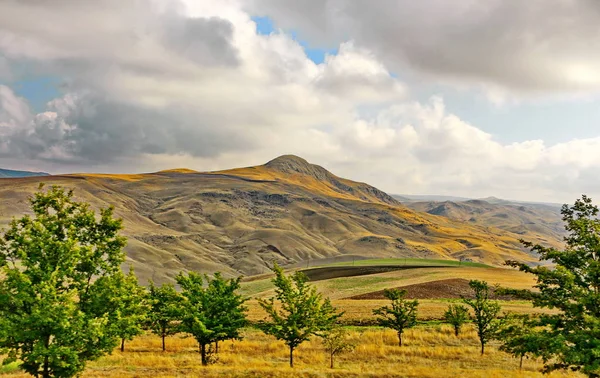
[0,155,542,284]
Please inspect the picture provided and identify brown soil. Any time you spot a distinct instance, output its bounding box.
[348,278,516,300]
[300,265,454,282]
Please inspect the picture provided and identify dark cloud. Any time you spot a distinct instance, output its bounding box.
[248,0,600,95]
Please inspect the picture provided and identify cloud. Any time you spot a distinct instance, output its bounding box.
[0,0,600,203]
[247,0,600,98]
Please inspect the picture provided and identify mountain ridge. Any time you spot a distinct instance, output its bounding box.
[0,155,554,284]
[0,168,50,178]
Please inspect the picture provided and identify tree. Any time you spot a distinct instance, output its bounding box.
[505,195,600,377]
[496,314,536,370]
[258,264,342,367]
[373,289,418,346]
[321,327,355,369]
[444,304,469,337]
[176,271,247,366]
[110,269,148,352]
[146,281,182,352]
[462,280,501,355]
[0,185,128,378]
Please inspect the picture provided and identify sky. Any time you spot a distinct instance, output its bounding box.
[1,0,600,203]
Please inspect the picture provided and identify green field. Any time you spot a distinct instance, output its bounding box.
[323,258,491,268]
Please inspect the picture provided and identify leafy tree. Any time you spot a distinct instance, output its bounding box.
[321,327,355,369]
[463,280,501,355]
[505,195,600,377]
[373,289,418,346]
[176,271,247,366]
[444,304,469,337]
[0,185,128,378]
[496,314,536,370]
[258,264,342,367]
[109,269,149,352]
[146,281,182,352]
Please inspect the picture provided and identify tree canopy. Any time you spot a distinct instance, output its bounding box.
[258,264,342,367]
[506,195,600,377]
[176,271,247,366]
[0,185,129,378]
[373,289,418,346]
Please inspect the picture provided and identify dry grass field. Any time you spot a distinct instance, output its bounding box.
[1,326,580,378]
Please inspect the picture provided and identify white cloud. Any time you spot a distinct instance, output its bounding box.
[248,0,600,101]
[0,0,600,203]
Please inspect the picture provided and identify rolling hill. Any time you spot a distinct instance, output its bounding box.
[0,168,49,178]
[0,155,558,284]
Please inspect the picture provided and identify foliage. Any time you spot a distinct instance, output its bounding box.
[257,264,342,367]
[373,289,418,346]
[505,195,600,377]
[146,281,182,352]
[176,271,247,366]
[104,268,149,352]
[0,185,128,378]
[321,327,356,369]
[463,280,501,355]
[496,313,537,369]
[443,304,469,336]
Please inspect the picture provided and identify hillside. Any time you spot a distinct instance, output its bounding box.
[0,155,549,284]
[404,199,564,249]
[0,168,49,178]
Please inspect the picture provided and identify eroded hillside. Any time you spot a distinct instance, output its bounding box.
[0,155,548,284]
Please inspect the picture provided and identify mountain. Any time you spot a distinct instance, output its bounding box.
[0,168,49,178]
[404,199,564,249]
[0,155,543,284]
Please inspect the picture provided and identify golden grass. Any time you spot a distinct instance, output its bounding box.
[242,266,538,300]
[1,326,580,377]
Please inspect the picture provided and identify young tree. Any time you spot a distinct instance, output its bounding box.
[321,327,355,369]
[505,195,600,377]
[112,269,149,352]
[0,185,128,378]
[146,281,182,352]
[258,264,342,367]
[444,304,470,337]
[463,280,501,355]
[496,314,536,370]
[373,289,418,346]
[176,271,247,366]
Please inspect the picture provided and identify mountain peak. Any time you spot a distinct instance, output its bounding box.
[264,155,331,181]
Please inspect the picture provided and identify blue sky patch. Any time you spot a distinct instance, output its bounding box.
[10,76,61,112]
[252,16,337,65]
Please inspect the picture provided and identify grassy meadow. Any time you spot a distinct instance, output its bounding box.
[1,325,580,377]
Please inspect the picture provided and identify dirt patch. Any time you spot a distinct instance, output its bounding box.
[300,265,454,282]
[348,278,516,300]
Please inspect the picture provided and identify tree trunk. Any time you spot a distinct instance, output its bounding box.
[330,352,334,369]
[215,340,219,354]
[162,334,166,352]
[289,346,294,367]
[121,338,125,352]
[454,326,459,337]
[200,343,208,366]
[398,331,403,346]
[43,335,50,378]
[519,355,524,370]
[480,340,485,355]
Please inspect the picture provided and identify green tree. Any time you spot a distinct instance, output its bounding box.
[321,327,355,369]
[0,185,128,378]
[496,314,536,370]
[258,264,342,367]
[176,271,247,366]
[146,281,182,352]
[463,280,501,355]
[444,304,469,337]
[373,289,418,346]
[109,269,148,352]
[505,195,600,377]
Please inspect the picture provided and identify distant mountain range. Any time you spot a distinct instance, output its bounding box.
[0,155,563,284]
[0,168,50,178]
